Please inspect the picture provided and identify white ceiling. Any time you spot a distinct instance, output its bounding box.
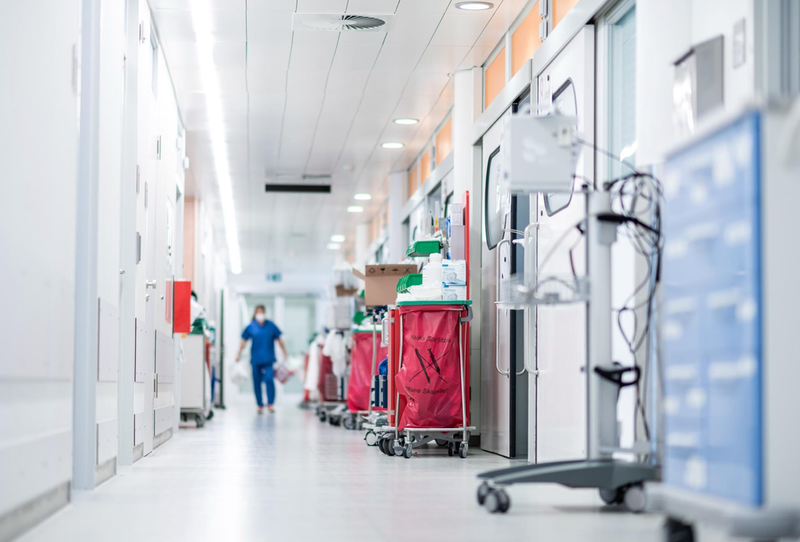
[151,0,529,276]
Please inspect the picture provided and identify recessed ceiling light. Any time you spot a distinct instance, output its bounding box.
[381,142,404,149]
[455,1,494,10]
[393,118,419,125]
[347,206,364,213]
[327,243,341,250]
[354,193,372,201]
[331,234,346,243]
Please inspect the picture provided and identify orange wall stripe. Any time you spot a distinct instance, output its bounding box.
[485,47,506,109]
[512,6,542,76]
[554,0,580,29]
[435,117,453,165]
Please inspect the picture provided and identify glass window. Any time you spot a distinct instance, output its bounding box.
[608,7,637,180]
[543,79,577,216]
[484,146,508,249]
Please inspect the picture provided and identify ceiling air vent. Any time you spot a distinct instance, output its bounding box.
[293,13,394,32]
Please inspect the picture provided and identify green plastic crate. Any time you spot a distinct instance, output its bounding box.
[406,240,442,258]
[396,273,423,293]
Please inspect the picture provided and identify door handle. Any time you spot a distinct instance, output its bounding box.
[146,280,157,289]
[495,238,511,377]
[154,373,159,398]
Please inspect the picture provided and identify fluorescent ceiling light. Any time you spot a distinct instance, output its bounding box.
[327,243,341,250]
[330,234,346,243]
[393,118,419,125]
[354,193,372,201]
[191,1,241,274]
[381,142,404,149]
[455,1,494,10]
[347,206,364,213]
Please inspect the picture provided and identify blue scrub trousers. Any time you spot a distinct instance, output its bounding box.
[252,363,276,407]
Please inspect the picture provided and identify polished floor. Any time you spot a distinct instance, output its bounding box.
[20,390,731,542]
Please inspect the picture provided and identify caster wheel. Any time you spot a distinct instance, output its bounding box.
[458,442,468,459]
[319,411,327,423]
[403,442,413,459]
[393,440,404,457]
[477,482,491,505]
[343,416,355,430]
[623,485,647,514]
[195,414,205,428]
[662,517,695,542]
[599,487,624,505]
[436,439,448,447]
[448,443,455,457]
[484,489,510,514]
[364,431,378,446]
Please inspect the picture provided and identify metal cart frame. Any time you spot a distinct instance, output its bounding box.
[390,302,475,459]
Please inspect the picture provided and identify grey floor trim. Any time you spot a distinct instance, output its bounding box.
[0,483,69,542]
[93,458,116,488]
[153,428,172,450]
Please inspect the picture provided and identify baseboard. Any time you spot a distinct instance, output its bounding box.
[132,443,144,464]
[153,428,172,449]
[0,482,69,542]
[94,457,116,488]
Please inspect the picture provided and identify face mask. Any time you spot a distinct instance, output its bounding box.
[255,313,266,323]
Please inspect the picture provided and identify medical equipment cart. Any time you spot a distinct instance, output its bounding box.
[476,112,658,514]
[647,105,800,541]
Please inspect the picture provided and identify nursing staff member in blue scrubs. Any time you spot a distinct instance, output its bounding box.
[235,305,288,414]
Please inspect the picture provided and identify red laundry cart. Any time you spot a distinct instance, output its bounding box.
[384,301,474,459]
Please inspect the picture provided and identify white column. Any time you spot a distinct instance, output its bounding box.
[73,0,102,490]
[355,223,369,267]
[388,171,406,263]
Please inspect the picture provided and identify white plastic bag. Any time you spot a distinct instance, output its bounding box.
[232,362,250,386]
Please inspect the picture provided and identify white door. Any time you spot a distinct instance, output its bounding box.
[153,61,179,437]
[133,10,158,456]
[533,26,595,463]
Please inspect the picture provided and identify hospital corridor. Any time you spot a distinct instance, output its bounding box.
[1,1,800,541]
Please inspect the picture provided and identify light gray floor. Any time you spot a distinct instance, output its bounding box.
[20,391,730,542]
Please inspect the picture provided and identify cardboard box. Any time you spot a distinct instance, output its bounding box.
[335,285,359,297]
[352,264,418,307]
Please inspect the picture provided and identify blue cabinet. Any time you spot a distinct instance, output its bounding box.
[662,111,763,506]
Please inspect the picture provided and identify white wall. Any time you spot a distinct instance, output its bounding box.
[0,0,81,521]
[637,0,756,165]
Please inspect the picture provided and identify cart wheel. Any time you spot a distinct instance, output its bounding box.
[484,489,510,514]
[599,487,624,505]
[393,440,404,457]
[435,439,448,447]
[319,411,327,423]
[343,416,355,430]
[364,431,377,446]
[384,439,394,456]
[623,484,647,514]
[662,517,695,542]
[448,442,455,457]
[194,414,205,428]
[477,482,491,505]
[403,442,413,459]
[458,442,468,458]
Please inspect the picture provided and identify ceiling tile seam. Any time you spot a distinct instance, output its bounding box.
[387,0,510,175]
[328,30,390,178]
[347,0,454,196]
[300,27,345,176]
[272,25,295,178]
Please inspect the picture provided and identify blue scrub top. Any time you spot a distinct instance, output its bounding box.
[242,320,282,365]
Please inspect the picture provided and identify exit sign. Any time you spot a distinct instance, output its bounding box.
[266,273,282,283]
